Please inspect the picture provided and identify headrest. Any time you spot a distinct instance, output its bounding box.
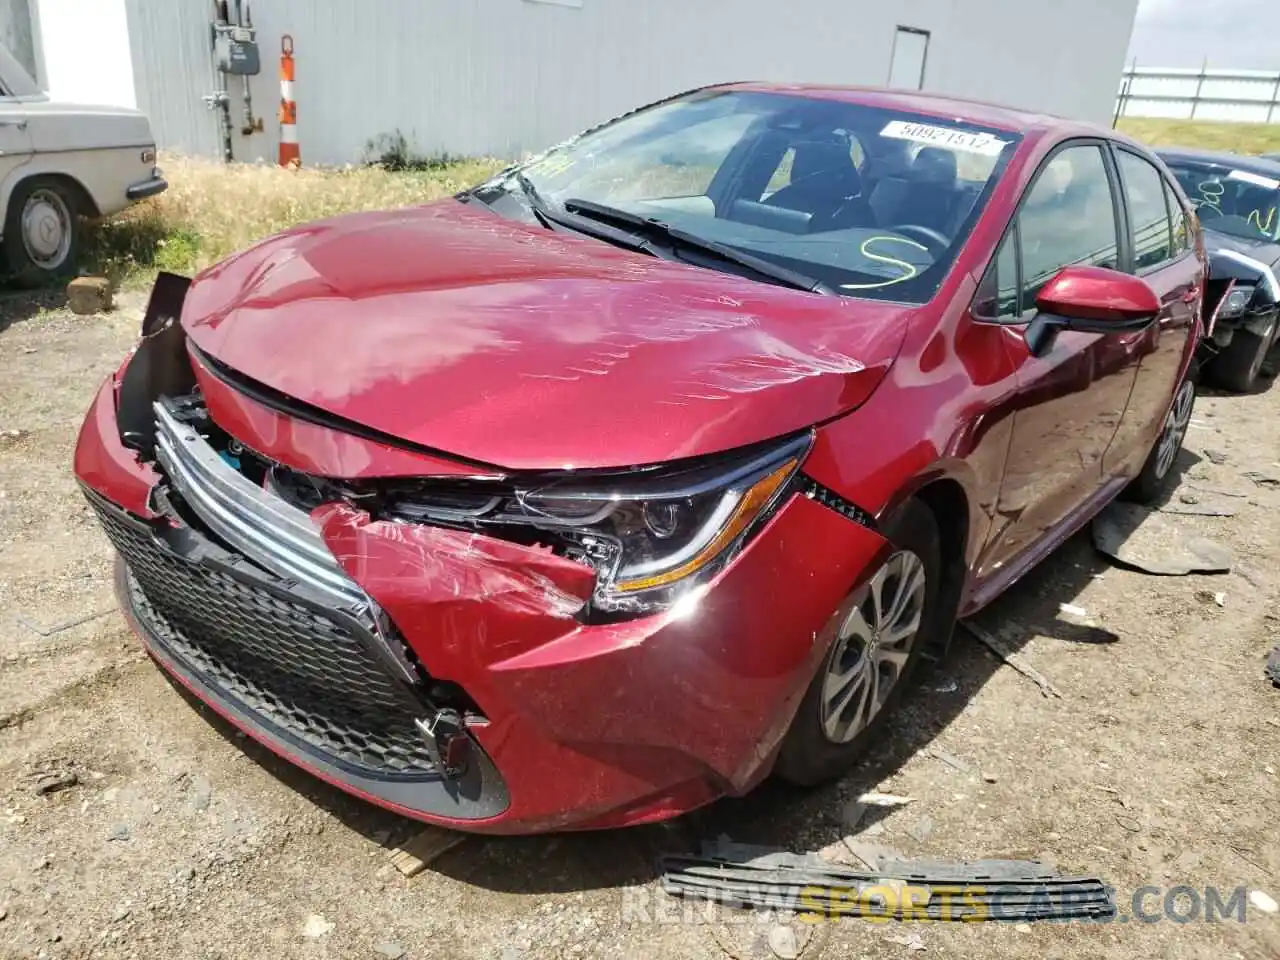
[791,137,861,194]
[911,147,958,184]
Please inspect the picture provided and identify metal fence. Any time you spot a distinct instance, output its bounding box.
[1115,64,1280,125]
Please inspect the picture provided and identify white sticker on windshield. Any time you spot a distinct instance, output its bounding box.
[880,120,1010,157]
[1228,169,1280,191]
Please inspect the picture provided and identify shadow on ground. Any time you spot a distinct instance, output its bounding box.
[164,449,1210,896]
[0,288,67,335]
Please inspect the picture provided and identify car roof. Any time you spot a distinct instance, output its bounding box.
[717,82,1103,137]
[1154,145,1280,177]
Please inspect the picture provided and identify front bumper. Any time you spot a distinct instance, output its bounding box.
[97,492,507,820]
[74,369,887,833]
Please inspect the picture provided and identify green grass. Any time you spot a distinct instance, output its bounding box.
[83,153,506,286]
[1117,117,1280,155]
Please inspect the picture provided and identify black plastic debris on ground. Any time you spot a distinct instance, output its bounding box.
[658,841,1116,923]
[1267,646,1280,688]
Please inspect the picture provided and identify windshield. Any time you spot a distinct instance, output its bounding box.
[468,90,1021,303]
[1162,158,1280,243]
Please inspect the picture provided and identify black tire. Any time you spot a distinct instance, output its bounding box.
[1209,320,1276,393]
[1124,374,1196,505]
[2,176,81,287]
[774,499,945,786]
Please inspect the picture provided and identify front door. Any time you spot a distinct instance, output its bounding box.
[975,142,1142,576]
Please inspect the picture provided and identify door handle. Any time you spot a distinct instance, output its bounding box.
[1182,286,1201,304]
[0,119,28,130]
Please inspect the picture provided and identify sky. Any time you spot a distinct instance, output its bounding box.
[1126,0,1280,68]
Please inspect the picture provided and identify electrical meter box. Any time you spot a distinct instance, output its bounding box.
[213,25,260,76]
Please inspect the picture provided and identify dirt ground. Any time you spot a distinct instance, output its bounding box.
[1,291,1278,960]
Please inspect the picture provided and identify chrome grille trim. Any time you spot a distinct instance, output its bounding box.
[152,400,366,610]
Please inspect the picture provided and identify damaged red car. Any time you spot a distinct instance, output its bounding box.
[75,85,1205,834]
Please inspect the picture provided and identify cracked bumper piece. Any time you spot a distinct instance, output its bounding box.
[74,377,889,833]
[660,842,1118,921]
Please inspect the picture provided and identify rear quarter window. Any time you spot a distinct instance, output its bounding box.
[1164,182,1192,252]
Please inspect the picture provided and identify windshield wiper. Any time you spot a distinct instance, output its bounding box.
[507,175,661,256]
[512,172,555,230]
[562,198,834,295]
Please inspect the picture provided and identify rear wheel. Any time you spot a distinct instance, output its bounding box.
[1126,375,1196,505]
[775,499,944,786]
[2,177,80,286]
[1209,318,1276,393]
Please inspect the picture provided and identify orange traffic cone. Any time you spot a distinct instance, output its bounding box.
[278,34,299,168]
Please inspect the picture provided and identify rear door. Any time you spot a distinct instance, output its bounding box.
[1102,147,1201,476]
[974,141,1142,573]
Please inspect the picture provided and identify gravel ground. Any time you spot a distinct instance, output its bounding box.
[1,293,1278,960]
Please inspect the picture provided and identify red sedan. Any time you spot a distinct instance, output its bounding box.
[75,84,1206,833]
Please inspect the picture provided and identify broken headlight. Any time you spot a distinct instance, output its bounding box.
[1216,284,1255,320]
[383,432,813,615]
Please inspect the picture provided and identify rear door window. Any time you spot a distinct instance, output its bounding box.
[1116,150,1174,271]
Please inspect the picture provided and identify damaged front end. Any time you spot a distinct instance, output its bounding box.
[1200,248,1280,368]
[88,275,511,817]
[368,431,811,619]
[77,273,875,831]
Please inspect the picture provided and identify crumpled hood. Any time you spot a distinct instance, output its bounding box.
[1204,230,1280,271]
[181,201,913,470]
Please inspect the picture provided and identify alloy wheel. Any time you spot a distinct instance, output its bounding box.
[1154,379,1195,480]
[819,550,927,744]
[21,188,72,271]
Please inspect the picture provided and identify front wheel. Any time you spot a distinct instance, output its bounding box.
[1209,318,1276,393]
[774,499,944,786]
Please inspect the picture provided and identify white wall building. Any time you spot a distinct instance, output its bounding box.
[5,0,1141,166]
[0,0,137,109]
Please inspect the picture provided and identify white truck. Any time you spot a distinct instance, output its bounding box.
[0,44,165,283]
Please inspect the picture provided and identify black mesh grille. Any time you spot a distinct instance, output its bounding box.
[88,493,439,779]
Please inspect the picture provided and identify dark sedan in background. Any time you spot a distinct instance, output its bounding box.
[1158,147,1280,391]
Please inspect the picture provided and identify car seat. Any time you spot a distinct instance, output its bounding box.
[868,147,959,233]
[764,135,875,231]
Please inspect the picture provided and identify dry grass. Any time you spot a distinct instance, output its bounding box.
[85,153,506,283]
[1117,117,1280,155]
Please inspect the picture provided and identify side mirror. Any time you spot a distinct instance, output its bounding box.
[1026,266,1161,357]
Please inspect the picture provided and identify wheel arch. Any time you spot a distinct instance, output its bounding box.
[30,171,99,217]
[880,470,976,654]
[1,170,100,233]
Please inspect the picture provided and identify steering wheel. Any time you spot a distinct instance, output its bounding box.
[1195,203,1222,220]
[890,224,950,255]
